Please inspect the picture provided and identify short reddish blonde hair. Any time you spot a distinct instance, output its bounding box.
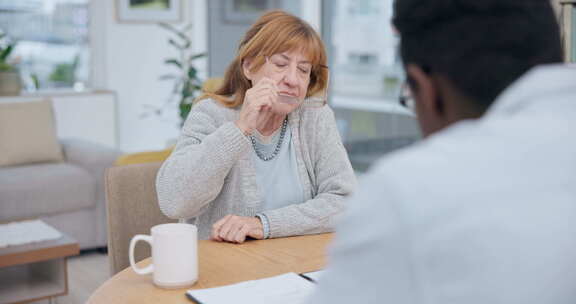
[199,10,328,108]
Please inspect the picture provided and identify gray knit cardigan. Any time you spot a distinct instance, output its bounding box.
[156,98,357,240]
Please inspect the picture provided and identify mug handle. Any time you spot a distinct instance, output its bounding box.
[129,235,154,275]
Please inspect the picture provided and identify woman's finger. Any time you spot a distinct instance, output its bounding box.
[248,83,272,96]
[223,221,243,242]
[219,216,240,241]
[211,215,232,241]
[234,225,251,243]
[245,90,276,111]
[211,229,221,242]
[249,89,276,104]
[250,87,277,103]
[252,82,278,98]
[254,76,276,88]
[268,94,277,106]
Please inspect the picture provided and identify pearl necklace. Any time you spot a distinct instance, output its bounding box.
[249,117,288,161]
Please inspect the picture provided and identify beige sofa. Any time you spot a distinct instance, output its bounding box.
[0,139,119,249]
[0,100,119,250]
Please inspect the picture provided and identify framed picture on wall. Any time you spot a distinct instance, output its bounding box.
[117,0,182,23]
[222,0,280,24]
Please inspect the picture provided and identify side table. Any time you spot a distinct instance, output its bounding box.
[0,228,79,304]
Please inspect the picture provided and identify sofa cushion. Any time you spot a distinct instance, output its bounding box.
[0,100,64,167]
[0,163,95,222]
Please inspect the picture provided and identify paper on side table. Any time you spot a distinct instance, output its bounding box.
[0,220,62,248]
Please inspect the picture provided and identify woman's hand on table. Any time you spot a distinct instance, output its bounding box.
[211,215,264,243]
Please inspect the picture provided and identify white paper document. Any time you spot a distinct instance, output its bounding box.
[301,270,325,282]
[0,219,62,248]
[186,272,315,304]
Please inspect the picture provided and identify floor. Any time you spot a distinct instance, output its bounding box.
[32,251,110,304]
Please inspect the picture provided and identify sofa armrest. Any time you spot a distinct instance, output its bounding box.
[61,139,121,175]
[61,139,121,248]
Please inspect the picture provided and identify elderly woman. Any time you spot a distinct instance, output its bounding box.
[156,10,356,243]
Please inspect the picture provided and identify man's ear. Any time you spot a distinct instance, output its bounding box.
[405,64,443,116]
[242,59,253,81]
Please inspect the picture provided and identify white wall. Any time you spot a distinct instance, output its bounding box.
[90,0,207,153]
[0,91,118,148]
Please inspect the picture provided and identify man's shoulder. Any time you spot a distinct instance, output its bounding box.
[370,135,455,180]
[368,120,489,192]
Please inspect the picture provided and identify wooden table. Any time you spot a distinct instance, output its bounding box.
[0,235,79,304]
[88,233,333,304]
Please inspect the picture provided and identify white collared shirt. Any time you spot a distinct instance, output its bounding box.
[307,64,576,304]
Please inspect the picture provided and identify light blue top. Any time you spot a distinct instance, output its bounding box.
[252,123,305,236]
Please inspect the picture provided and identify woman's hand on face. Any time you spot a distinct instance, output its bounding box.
[210,215,264,243]
[235,77,278,135]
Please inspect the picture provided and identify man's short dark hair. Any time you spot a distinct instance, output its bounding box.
[393,0,563,112]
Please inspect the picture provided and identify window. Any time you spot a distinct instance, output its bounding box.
[0,0,90,91]
[572,3,576,62]
[559,0,576,62]
[323,0,420,172]
[330,0,403,100]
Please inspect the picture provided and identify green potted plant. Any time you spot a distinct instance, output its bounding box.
[143,22,206,126]
[49,55,79,88]
[0,31,22,96]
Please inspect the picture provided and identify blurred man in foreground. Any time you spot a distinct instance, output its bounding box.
[308,0,576,303]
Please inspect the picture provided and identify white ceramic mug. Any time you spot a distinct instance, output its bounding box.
[129,223,198,289]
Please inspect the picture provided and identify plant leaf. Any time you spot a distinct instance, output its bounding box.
[0,45,13,62]
[179,102,192,122]
[173,80,183,94]
[159,74,178,80]
[187,68,197,79]
[158,22,179,35]
[164,59,182,69]
[182,83,192,98]
[159,22,191,45]
[155,21,203,126]
[168,39,184,50]
[182,24,193,33]
[189,53,206,62]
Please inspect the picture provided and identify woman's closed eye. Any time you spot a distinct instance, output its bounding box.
[272,61,310,73]
[298,66,311,74]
